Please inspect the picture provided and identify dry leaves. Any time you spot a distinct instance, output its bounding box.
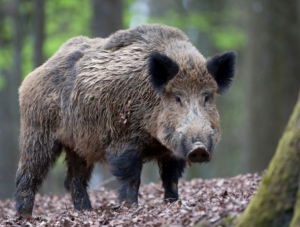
[0,173,262,227]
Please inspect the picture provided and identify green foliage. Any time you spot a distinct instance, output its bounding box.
[148,10,210,32]
[0,75,5,90]
[3,0,93,81]
[22,37,33,79]
[44,0,91,58]
[212,26,246,50]
[0,0,245,87]
[0,16,13,87]
[123,0,136,28]
[0,45,12,83]
[147,7,245,52]
[1,16,13,44]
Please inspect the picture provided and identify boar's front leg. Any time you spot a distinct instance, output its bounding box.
[64,148,94,210]
[107,150,143,205]
[158,157,186,202]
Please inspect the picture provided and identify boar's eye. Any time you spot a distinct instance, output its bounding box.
[204,95,210,104]
[175,96,182,105]
[203,93,212,106]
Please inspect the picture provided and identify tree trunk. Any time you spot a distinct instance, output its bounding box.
[290,175,300,227]
[0,0,22,199]
[243,0,300,173]
[33,0,45,68]
[236,92,300,227]
[91,0,123,38]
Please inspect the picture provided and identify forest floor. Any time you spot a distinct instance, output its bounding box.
[0,173,262,227]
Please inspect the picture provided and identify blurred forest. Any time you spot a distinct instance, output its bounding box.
[0,0,299,199]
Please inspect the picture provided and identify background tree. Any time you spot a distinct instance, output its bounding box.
[91,0,123,38]
[0,0,23,199]
[236,93,300,227]
[33,0,45,68]
[242,0,300,173]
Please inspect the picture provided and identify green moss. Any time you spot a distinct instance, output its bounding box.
[219,216,236,227]
[288,122,300,227]
[290,190,300,227]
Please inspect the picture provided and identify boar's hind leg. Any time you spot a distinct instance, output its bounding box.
[107,150,143,205]
[158,157,186,202]
[15,133,62,217]
[64,148,94,210]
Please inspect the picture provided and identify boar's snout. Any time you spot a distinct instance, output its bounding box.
[187,142,211,163]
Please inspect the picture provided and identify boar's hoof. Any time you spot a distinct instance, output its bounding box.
[188,142,211,163]
[16,212,32,219]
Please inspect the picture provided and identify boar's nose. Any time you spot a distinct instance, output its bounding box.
[187,142,211,163]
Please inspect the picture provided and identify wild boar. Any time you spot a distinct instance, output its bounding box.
[15,24,236,217]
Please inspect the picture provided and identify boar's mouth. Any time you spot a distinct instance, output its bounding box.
[187,142,211,163]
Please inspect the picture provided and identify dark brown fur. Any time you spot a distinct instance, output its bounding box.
[15,24,236,216]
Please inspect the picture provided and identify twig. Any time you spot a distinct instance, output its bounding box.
[132,206,143,215]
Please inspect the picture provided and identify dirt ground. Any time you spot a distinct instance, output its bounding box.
[0,173,261,227]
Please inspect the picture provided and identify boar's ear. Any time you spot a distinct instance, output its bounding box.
[206,51,237,94]
[148,53,179,92]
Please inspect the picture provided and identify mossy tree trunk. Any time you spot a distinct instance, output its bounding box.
[290,178,300,227]
[236,92,300,227]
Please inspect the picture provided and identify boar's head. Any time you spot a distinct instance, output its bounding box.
[148,49,236,163]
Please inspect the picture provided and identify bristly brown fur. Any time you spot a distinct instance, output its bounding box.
[15,24,236,216]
